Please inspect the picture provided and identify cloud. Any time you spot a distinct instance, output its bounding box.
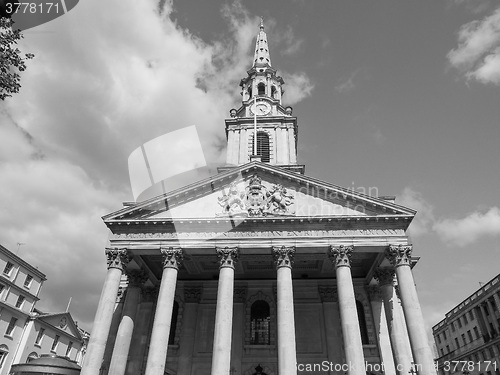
[281,71,314,105]
[0,0,313,331]
[447,7,500,85]
[275,25,304,56]
[397,187,435,237]
[433,207,500,247]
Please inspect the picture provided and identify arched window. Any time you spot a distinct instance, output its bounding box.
[251,300,270,345]
[256,131,270,162]
[257,83,265,96]
[271,86,277,99]
[356,300,369,345]
[168,301,179,345]
[0,345,9,370]
[27,352,38,363]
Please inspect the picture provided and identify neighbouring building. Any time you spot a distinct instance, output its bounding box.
[433,274,500,375]
[82,21,437,375]
[0,244,87,374]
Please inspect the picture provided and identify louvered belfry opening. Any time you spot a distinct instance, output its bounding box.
[256,131,270,162]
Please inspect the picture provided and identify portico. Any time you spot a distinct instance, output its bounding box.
[81,21,436,375]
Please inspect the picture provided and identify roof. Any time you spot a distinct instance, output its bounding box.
[0,244,47,280]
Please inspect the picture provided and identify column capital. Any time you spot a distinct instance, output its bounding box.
[318,286,338,302]
[329,245,353,268]
[373,268,395,286]
[105,248,129,271]
[184,286,203,303]
[125,269,148,287]
[216,246,239,269]
[160,246,183,270]
[272,246,295,269]
[385,244,413,267]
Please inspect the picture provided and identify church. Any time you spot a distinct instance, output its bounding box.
[80,22,437,375]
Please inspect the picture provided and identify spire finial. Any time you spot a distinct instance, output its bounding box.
[260,17,264,30]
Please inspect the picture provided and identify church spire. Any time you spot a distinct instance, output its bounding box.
[253,18,271,68]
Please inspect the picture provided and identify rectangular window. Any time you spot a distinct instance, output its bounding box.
[446,344,450,353]
[66,341,73,357]
[3,262,14,276]
[440,348,444,356]
[51,335,60,351]
[437,335,442,344]
[463,314,468,324]
[455,337,460,348]
[15,295,25,308]
[474,326,480,338]
[0,284,4,297]
[35,328,45,345]
[468,330,473,342]
[5,317,17,336]
[458,318,463,328]
[470,311,475,320]
[462,333,466,344]
[24,275,33,288]
[451,322,456,332]
[443,330,447,340]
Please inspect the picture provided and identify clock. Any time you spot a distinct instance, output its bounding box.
[250,101,271,116]
[59,317,67,328]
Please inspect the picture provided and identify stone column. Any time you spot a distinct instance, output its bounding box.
[385,245,436,375]
[273,246,297,375]
[231,286,247,375]
[211,247,238,375]
[330,245,365,375]
[81,248,129,375]
[374,268,413,375]
[108,269,148,375]
[177,286,203,375]
[318,286,344,374]
[144,247,183,375]
[486,299,499,335]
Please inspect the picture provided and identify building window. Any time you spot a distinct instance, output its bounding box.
[257,83,265,96]
[168,301,179,345]
[446,345,450,353]
[5,317,17,336]
[24,275,33,288]
[470,311,475,320]
[35,328,45,346]
[0,346,8,369]
[66,341,73,357]
[51,335,60,352]
[440,348,444,356]
[251,300,270,345]
[451,322,456,332]
[443,331,447,340]
[356,300,369,345]
[15,295,25,308]
[437,335,441,344]
[474,326,480,338]
[463,314,468,324]
[455,337,459,348]
[458,318,462,328]
[3,262,14,276]
[256,131,270,162]
[468,330,473,342]
[27,352,38,363]
[462,333,466,344]
[0,284,4,297]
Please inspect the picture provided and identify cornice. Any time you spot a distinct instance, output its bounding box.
[0,274,41,301]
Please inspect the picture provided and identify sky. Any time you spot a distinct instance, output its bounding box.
[1,0,499,340]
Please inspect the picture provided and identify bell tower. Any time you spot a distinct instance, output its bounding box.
[224,19,304,174]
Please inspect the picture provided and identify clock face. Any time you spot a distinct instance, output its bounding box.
[250,101,271,116]
[59,317,67,328]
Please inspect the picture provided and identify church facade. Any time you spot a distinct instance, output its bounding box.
[81,22,436,375]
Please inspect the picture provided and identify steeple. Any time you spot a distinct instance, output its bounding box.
[224,20,303,174]
[253,18,271,68]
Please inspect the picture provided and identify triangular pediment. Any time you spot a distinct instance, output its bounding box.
[36,312,82,340]
[104,162,415,225]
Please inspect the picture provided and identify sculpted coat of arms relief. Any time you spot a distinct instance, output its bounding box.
[217,175,295,217]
